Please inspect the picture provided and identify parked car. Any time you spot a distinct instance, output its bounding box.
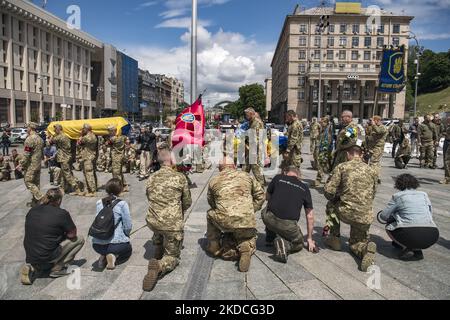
[153,128,172,141]
[10,128,28,144]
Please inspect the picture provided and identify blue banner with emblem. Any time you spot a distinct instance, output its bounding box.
[378,46,406,93]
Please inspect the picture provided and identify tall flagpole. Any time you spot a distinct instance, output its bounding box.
[191,0,198,104]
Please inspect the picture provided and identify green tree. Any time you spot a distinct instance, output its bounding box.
[238,83,266,119]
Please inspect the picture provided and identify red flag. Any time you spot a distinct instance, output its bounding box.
[172,97,205,149]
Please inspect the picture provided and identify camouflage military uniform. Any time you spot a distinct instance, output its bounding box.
[12,153,24,179]
[0,157,11,181]
[123,145,137,174]
[206,167,265,262]
[418,121,437,168]
[324,158,378,266]
[332,123,359,170]
[21,132,44,202]
[283,119,304,171]
[365,124,388,178]
[432,120,445,167]
[310,121,321,154]
[79,131,98,194]
[146,166,192,276]
[97,144,111,172]
[395,138,412,169]
[244,117,266,187]
[315,124,333,185]
[109,135,127,187]
[52,133,79,191]
[442,125,450,184]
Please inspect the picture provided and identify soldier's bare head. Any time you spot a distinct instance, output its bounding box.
[82,123,92,134]
[312,117,317,122]
[108,125,117,135]
[158,149,174,167]
[244,108,256,121]
[320,116,329,127]
[341,111,353,125]
[373,116,382,125]
[285,166,301,179]
[346,145,363,161]
[219,156,236,172]
[40,188,64,207]
[434,114,441,121]
[54,124,63,134]
[12,149,17,156]
[285,110,298,124]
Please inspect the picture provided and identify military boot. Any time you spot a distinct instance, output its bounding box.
[360,242,377,272]
[238,243,253,273]
[143,259,161,292]
[84,192,97,198]
[439,179,449,185]
[313,180,322,188]
[70,188,84,197]
[324,236,342,251]
[20,264,36,285]
[153,245,164,260]
[206,240,221,257]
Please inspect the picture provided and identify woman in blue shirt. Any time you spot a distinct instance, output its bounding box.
[379,174,439,261]
[92,179,133,270]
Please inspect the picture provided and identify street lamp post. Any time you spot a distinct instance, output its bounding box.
[37,75,47,123]
[129,93,137,123]
[405,31,421,117]
[316,15,330,119]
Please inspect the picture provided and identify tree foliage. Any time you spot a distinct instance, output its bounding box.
[223,83,267,120]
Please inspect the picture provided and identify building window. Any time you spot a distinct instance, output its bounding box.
[376,51,382,60]
[32,27,38,47]
[339,64,345,71]
[299,36,307,46]
[393,37,400,47]
[298,77,305,87]
[0,40,7,63]
[343,83,351,99]
[364,51,371,60]
[67,42,72,60]
[326,63,333,71]
[327,50,333,60]
[299,50,306,59]
[340,24,347,33]
[45,32,51,52]
[314,50,320,59]
[351,51,358,60]
[328,24,335,33]
[363,64,370,71]
[377,37,384,47]
[298,90,305,100]
[18,20,24,42]
[351,64,358,71]
[377,24,385,34]
[352,37,359,47]
[314,36,321,47]
[364,37,372,47]
[352,24,360,34]
[339,50,346,60]
[339,36,347,46]
[299,64,306,73]
[393,24,400,34]
[300,24,307,33]
[1,14,7,37]
[327,36,334,47]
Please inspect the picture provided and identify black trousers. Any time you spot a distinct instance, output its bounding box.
[93,243,133,264]
[388,227,439,250]
[392,140,400,158]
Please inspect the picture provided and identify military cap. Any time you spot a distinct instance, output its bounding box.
[83,123,92,130]
[27,122,38,130]
[107,125,117,131]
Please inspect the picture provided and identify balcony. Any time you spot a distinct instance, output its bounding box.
[308,66,380,76]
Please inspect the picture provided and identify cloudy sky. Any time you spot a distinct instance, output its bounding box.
[40,0,450,106]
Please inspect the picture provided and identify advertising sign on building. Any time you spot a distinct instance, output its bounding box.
[378,45,406,94]
[104,44,118,110]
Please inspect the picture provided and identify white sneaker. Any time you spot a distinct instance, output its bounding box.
[106,254,116,270]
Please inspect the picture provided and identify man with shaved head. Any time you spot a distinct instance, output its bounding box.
[244,107,266,188]
[332,110,359,170]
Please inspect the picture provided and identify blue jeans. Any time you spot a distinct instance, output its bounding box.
[93,243,132,264]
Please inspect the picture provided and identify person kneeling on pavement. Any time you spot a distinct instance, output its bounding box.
[205,156,265,273]
[378,174,439,261]
[395,137,412,170]
[91,178,133,271]
[21,188,85,285]
[263,166,318,263]
[324,145,378,272]
[142,149,192,292]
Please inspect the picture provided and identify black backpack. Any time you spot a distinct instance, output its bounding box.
[89,198,122,240]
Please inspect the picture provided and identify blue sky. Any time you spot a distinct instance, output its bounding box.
[35,0,450,103]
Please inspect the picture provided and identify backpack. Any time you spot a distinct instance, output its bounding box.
[88,198,122,240]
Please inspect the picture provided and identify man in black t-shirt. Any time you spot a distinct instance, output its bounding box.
[263,166,318,263]
[21,188,85,285]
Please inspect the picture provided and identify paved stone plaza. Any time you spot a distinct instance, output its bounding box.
[0,140,449,300]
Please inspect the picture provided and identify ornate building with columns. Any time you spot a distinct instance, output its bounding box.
[0,0,102,126]
[270,4,413,123]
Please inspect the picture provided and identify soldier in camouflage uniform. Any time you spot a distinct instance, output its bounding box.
[395,137,412,169]
[11,149,24,180]
[244,108,266,187]
[49,124,83,195]
[206,156,265,273]
[324,145,378,272]
[0,155,11,181]
[310,117,320,155]
[123,139,137,174]
[19,123,44,207]
[332,111,359,170]
[418,115,438,169]
[77,124,98,197]
[107,126,128,192]
[440,117,450,184]
[282,110,304,172]
[97,138,112,173]
[365,116,388,182]
[143,149,192,292]
[432,113,445,169]
[314,117,333,187]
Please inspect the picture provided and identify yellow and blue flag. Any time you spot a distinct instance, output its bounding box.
[335,0,362,14]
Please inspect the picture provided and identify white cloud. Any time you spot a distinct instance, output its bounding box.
[155,17,212,28]
[135,1,158,10]
[126,26,273,105]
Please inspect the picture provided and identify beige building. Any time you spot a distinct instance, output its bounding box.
[265,78,272,119]
[170,77,184,111]
[270,4,413,123]
[0,0,102,126]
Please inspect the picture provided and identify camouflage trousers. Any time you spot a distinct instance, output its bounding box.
[139,151,153,177]
[310,138,318,154]
[152,230,184,276]
[444,147,450,183]
[332,150,348,171]
[326,201,372,259]
[49,166,61,185]
[262,210,304,253]
[369,148,384,179]
[112,156,126,187]
[206,217,257,261]
[281,149,302,172]
[81,159,97,193]
[315,150,331,183]
[24,167,43,201]
[420,142,435,167]
[59,162,78,190]
[123,159,137,174]
[244,162,265,187]
[0,169,10,181]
